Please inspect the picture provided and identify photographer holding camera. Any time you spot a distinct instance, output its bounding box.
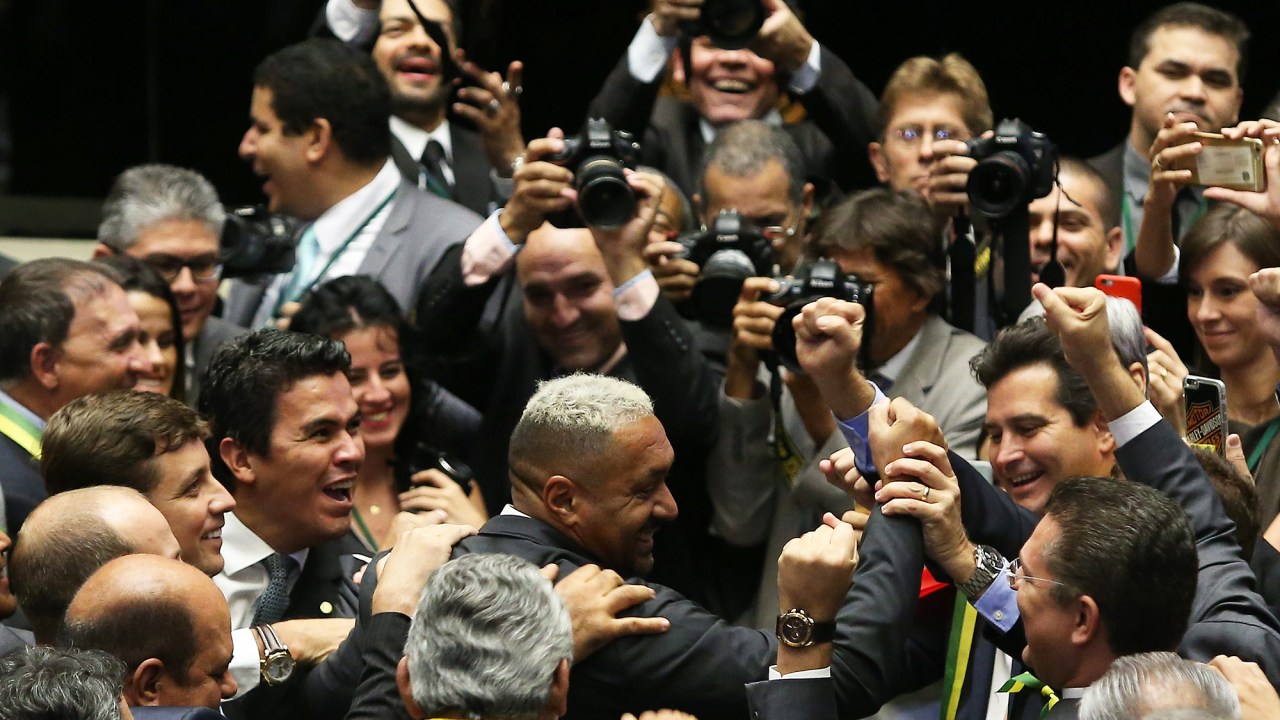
[707,187,987,631]
[589,0,879,202]
[413,126,721,601]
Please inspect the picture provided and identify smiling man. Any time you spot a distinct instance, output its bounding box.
[225,38,481,329]
[199,329,365,704]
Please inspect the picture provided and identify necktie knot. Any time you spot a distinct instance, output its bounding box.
[420,139,453,199]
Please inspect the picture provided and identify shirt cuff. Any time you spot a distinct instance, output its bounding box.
[627,16,679,83]
[613,270,660,321]
[786,41,823,95]
[461,212,519,286]
[768,665,832,680]
[1108,400,1162,449]
[326,0,378,45]
[833,381,888,477]
[973,565,1019,633]
[1153,244,1181,285]
[228,626,261,698]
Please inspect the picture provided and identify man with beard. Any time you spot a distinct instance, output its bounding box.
[323,0,526,216]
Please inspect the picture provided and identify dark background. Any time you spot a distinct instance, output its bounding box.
[2,0,1278,234]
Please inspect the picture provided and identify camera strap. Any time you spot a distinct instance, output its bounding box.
[766,360,804,490]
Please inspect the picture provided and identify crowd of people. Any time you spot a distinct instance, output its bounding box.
[3,1,1280,719]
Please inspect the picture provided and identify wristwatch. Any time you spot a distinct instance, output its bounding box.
[253,624,295,685]
[776,608,836,648]
[957,544,1004,600]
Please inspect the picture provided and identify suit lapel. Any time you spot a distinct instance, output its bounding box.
[389,134,422,189]
[891,315,949,400]
[357,182,413,279]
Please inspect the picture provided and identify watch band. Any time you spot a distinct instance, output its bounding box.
[253,624,295,686]
[957,545,1003,600]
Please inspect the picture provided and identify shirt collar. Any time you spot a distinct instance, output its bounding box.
[500,504,532,519]
[311,159,402,254]
[389,115,453,164]
[0,387,46,431]
[219,511,310,576]
[699,108,784,145]
[873,324,924,384]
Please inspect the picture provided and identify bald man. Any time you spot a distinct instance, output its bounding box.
[9,486,180,644]
[62,555,237,709]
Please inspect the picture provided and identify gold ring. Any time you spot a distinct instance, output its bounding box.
[921,486,931,501]
[1153,155,1164,172]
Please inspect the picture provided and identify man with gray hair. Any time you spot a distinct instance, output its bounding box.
[0,646,131,720]
[397,554,573,720]
[1079,652,1239,720]
[93,163,244,402]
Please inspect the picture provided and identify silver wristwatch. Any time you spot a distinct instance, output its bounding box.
[253,624,295,686]
[957,545,1004,600]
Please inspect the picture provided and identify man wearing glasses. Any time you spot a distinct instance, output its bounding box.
[95,163,245,403]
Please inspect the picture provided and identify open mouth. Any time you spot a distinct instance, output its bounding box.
[396,55,439,81]
[200,527,223,542]
[1006,470,1043,489]
[711,78,756,94]
[323,478,355,503]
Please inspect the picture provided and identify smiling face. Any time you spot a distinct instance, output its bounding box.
[52,284,151,409]
[339,325,410,454]
[372,0,455,120]
[684,39,780,126]
[235,373,362,553]
[145,440,236,577]
[1028,170,1121,288]
[1120,25,1243,149]
[238,86,318,220]
[126,219,222,341]
[163,580,237,708]
[128,291,179,398]
[569,415,677,577]
[518,227,623,372]
[985,363,1114,515]
[1188,242,1266,372]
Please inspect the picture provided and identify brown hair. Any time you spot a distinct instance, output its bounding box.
[1178,205,1280,289]
[877,53,993,137]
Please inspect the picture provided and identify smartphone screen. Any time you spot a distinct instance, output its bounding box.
[1185,375,1228,456]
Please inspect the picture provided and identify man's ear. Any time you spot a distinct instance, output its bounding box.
[801,181,815,217]
[91,243,116,259]
[1091,410,1117,457]
[305,118,333,164]
[396,657,424,719]
[1072,594,1103,648]
[1104,226,1124,274]
[1118,67,1137,108]
[544,658,571,719]
[543,475,579,526]
[219,437,257,487]
[1126,360,1148,398]
[867,142,890,185]
[130,658,166,706]
[29,342,60,392]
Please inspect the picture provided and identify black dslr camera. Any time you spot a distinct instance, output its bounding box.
[764,259,874,373]
[963,118,1057,220]
[673,210,775,328]
[546,118,641,230]
[220,206,301,279]
[681,0,765,49]
[395,440,475,495]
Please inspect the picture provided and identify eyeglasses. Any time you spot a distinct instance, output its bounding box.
[142,254,223,284]
[889,125,961,144]
[761,212,802,243]
[1008,557,1071,591]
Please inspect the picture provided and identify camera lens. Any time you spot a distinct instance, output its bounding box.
[691,249,758,328]
[576,156,635,229]
[966,151,1031,219]
[700,0,765,49]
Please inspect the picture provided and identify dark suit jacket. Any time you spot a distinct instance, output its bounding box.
[0,432,43,536]
[0,624,30,657]
[389,125,503,217]
[190,316,245,404]
[587,44,879,201]
[131,708,225,720]
[224,179,482,327]
[1087,142,1125,208]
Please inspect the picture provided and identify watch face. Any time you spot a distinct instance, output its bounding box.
[265,653,295,683]
[779,613,813,646]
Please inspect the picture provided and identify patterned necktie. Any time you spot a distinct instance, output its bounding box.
[998,672,1060,720]
[421,139,453,199]
[252,552,296,626]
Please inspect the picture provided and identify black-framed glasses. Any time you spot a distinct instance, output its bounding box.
[142,254,223,284]
[1008,557,1070,591]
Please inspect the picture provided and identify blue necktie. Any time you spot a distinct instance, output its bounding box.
[252,553,297,626]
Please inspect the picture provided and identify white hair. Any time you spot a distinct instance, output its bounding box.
[98,164,225,250]
[1080,652,1239,720]
[509,374,654,476]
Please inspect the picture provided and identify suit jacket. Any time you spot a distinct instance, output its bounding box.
[336,500,927,720]
[0,433,42,536]
[0,624,30,657]
[131,708,225,720]
[190,316,245,404]
[1087,142,1125,209]
[587,44,879,201]
[389,124,504,217]
[223,179,482,327]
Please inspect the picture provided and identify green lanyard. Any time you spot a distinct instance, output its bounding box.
[1120,191,1208,255]
[0,393,42,459]
[270,189,397,321]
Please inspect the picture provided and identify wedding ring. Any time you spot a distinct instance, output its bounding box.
[1153,155,1164,172]
[486,98,501,116]
[921,486,931,501]
[502,81,523,98]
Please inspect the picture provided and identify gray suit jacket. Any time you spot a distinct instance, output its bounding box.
[223,180,483,326]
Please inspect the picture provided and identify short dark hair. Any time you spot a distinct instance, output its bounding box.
[1041,477,1197,656]
[700,120,807,207]
[254,38,392,165]
[1191,446,1258,560]
[970,318,1097,426]
[1059,156,1119,231]
[1178,204,1280,289]
[812,187,945,305]
[93,255,188,403]
[1128,2,1249,83]
[43,390,209,497]
[59,595,197,685]
[0,646,126,720]
[0,259,122,383]
[9,511,136,645]
[198,329,350,487]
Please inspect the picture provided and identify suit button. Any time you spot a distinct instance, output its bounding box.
[320,601,334,615]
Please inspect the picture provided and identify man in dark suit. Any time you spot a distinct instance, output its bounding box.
[199,329,366,709]
[224,38,482,329]
[1088,3,1246,260]
[0,259,153,535]
[588,0,879,201]
[61,555,237,710]
[94,164,245,403]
